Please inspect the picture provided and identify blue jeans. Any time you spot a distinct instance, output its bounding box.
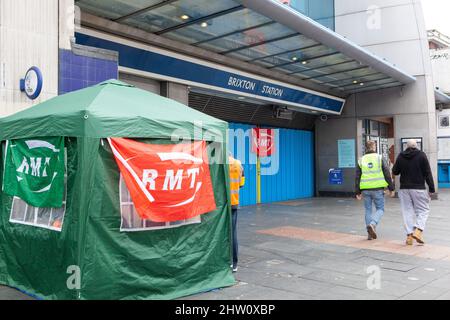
[362,190,385,227]
[232,208,238,268]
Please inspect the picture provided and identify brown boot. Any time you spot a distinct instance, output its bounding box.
[367,224,377,240]
[406,234,413,246]
[413,228,425,245]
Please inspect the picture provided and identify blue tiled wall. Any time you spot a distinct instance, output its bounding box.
[59,49,118,94]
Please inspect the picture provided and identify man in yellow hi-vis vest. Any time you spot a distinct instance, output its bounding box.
[229,153,245,273]
[356,140,395,240]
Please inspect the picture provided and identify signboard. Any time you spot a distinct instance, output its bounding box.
[108,138,216,223]
[75,32,346,114]
[20,67,43,100]
[338,139,356,168]
[439,115,450,129]
[438,137,450,160]
[252,128,276,157]
[401,137,423,152]
[329,169,343,185]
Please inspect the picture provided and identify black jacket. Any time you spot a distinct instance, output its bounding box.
[355,151,394,195]
[392,148,435,193]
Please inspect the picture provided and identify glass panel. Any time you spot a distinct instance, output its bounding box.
[164,9,271,45]
[309,67,375,83]
[144,220,167,228]
[10,198,26,221]
[330,73,388,87]
[120,179,131,203]
[339,77,394,90]
[169,220,185,226]
[77,0,162,20]
[365,78,400,87]
[37,208,52,227]
[252,42,322,66]
[259,45,335,68]
[50,206,65,229]
[290,0,308,14]
[380,123,389,138]
[123,0,240,33]
[370,120,380,136]
[352,81,401,93]
[24,205,35,223]
[198,22,295,54]
[271,52,348,74]
[289,0,335,30]
[294,61,364,79]
[227,34,315,61]
[308,0,334,18]
[129,206,144,229]
[121,205,133,229]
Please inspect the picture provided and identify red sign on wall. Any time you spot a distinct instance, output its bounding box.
[108,138,216,222]
[252,128,276,157]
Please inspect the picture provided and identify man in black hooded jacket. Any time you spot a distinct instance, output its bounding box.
[392,139,435,245]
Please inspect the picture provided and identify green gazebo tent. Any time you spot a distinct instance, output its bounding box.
[0,80,235,300]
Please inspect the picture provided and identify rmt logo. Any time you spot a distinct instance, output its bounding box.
[141,152,204,205]
[108,138,216,222]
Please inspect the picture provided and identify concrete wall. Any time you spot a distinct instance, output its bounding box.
[316,0,438,194]
[315,111,358,196]
[431,48,450,94]
[0,0,75,116]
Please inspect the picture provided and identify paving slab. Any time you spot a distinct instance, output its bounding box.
[3,190,450,300]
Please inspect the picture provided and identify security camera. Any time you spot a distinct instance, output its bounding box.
[320,114,328,122]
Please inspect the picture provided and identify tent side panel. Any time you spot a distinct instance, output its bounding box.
[80,139,235,300]
[0,138,80,300]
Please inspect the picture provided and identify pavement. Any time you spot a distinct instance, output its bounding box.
[184,190,450,300]
[2,190,450,300]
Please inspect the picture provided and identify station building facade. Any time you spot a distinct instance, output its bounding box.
[0,0,440,204]
[429,30,450,188]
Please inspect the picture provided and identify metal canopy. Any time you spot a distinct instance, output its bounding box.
[435,89,450,105]
[76,0,416,95]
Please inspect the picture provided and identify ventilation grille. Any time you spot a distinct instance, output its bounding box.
[189,92,315,131]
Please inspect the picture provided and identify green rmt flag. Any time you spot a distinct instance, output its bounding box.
[3,137,65,208]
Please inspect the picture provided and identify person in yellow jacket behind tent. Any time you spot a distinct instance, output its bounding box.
[229,153,245,273]
[356,140,395,240]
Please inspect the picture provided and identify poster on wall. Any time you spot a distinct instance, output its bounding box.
[401,137,423,152]
[439,115,450,129]
[329,169,343,185]
[338,139,356,168]
[252,128,276,157]
[438,137,450,160]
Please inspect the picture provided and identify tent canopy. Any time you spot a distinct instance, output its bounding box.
[0,80,234,300]
[0,80,227,141]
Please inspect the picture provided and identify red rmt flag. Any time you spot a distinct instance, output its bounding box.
[108,138,216,222]
[252,128,276,157]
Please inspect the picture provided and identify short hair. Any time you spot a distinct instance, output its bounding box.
[365,140,377,152]
[407,139,418,149]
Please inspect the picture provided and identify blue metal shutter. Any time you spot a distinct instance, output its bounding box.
[260,128,315,203]
[228,123,314,206]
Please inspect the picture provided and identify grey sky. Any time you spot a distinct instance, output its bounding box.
[422,0,450,35]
